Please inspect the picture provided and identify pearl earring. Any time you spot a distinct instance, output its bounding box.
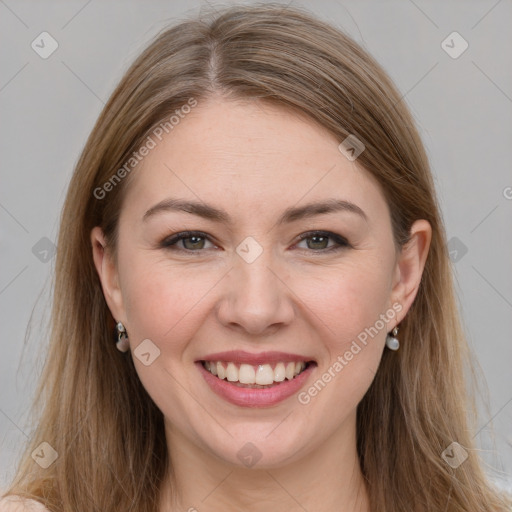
[116,321,130,352]
[385,326,400,351]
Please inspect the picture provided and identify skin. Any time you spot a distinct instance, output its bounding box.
[91,95,431,512]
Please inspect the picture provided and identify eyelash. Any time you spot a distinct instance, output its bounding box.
[159,230,350,254]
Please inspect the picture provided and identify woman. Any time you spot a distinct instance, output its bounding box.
[1,3,510,512]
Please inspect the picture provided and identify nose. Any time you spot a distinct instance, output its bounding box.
[216,249,295,336]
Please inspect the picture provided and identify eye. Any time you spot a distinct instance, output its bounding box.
[160,231,217,252]
[294,231,349,253]
[159,230,350,254]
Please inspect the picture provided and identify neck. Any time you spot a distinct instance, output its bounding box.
[158,412,370,512]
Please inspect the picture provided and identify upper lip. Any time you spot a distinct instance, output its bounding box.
[197,350,316,365]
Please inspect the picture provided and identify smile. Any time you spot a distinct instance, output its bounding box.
[196,351,317,407]
[202,360,309,388]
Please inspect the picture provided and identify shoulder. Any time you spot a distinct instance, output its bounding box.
[0,496,50,512]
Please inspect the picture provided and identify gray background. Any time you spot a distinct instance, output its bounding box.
[1,0,511,493]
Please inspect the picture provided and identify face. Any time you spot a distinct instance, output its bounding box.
[92,96,429,469]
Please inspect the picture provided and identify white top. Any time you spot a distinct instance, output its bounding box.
[0,496,50,512]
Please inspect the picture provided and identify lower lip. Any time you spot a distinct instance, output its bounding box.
[196,362,316,408]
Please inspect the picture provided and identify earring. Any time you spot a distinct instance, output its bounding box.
[116,321,130,352]
[385,326,400,351]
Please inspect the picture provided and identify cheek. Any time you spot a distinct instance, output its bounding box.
[121,260,216,345]
[118,260,215,419]
[284,273,392,455]
[296,258,393,347]
[294,258,393,406]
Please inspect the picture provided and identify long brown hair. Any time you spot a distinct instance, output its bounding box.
[3,4,511,511]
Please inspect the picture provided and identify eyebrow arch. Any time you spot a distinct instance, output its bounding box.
[142,197,368,224]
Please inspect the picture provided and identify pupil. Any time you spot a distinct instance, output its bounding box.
[185,236,203,249]
[309,235,327,249]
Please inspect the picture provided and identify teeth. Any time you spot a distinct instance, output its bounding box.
[285,362,295,380]
[226,362,238,382]
[274,362,286,382]
[239,364,256,384]
[255,364,274,385]
[203,360,307,385]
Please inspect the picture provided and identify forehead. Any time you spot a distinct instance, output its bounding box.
[121,97,389,226]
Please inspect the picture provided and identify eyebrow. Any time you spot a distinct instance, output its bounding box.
[142,197,368,224]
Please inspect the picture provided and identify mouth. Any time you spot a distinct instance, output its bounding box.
[195,351,317,407]
[200,360,312,388]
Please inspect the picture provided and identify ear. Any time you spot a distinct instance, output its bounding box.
[389,219,432,323]
[90,226,127,323]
